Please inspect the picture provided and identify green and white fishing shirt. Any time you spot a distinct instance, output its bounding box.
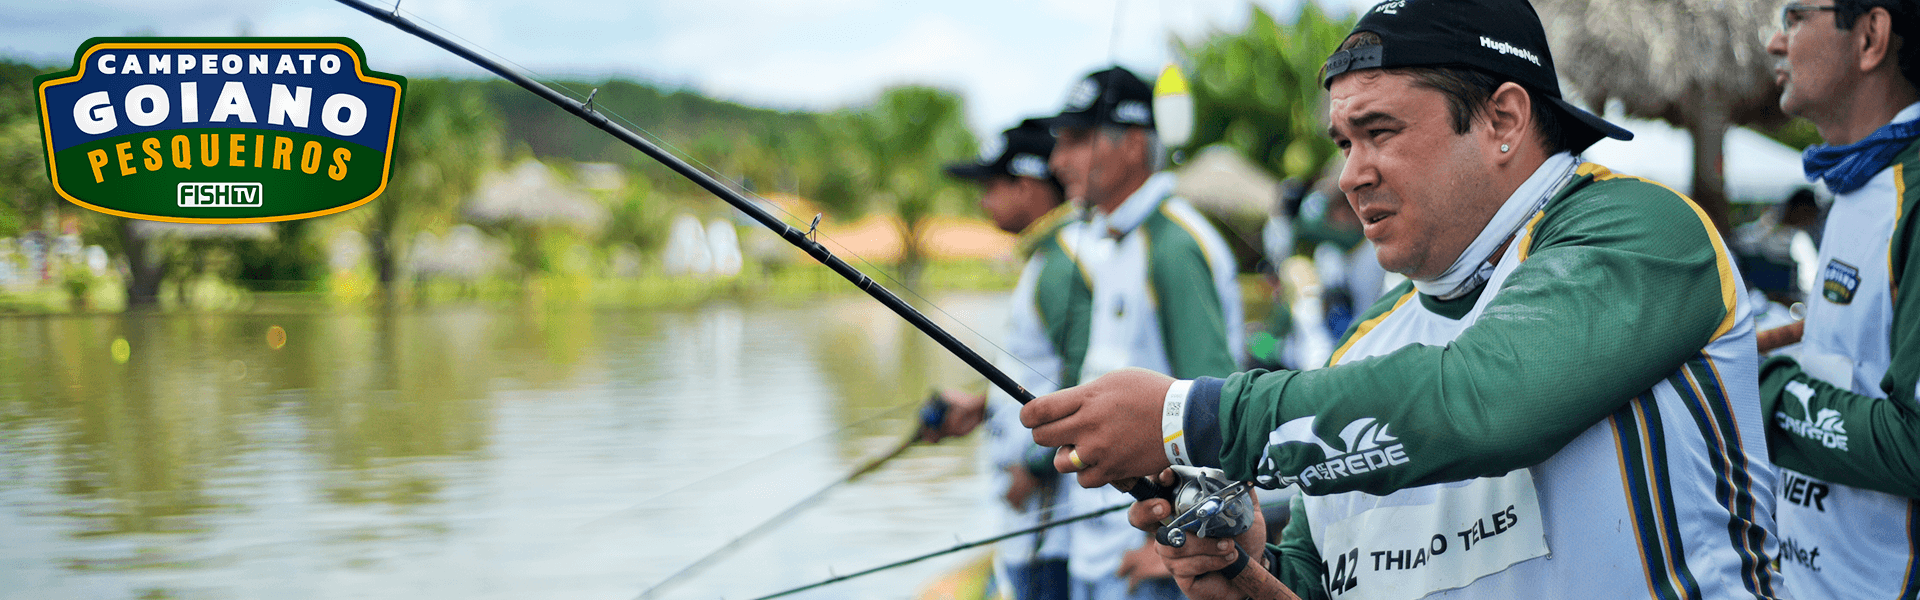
[986,203,1085,562]
[1176,162,1778,599]
[1759,105,1920,600]
[1059,171,1247,582]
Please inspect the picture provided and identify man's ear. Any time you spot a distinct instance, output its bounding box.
[1859,7,1898,73]
[1486,82,1532,165]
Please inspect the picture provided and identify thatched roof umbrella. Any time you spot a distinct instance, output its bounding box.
[1175,145,1283,219]
[1535,0,1788,232]
[463,159,607,234]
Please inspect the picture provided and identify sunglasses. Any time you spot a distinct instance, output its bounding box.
[1780,3,1838,30]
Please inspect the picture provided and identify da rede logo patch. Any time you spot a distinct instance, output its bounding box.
[34,38,405,223]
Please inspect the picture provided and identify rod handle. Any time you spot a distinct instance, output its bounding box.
[1122,477,1174,502]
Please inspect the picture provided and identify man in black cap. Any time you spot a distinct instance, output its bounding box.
[920,119,1079,600]
[1019,0,1781,598]
[1037,65,1244,600]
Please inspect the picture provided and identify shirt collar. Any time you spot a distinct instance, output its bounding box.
[1897,101,1920,125]
[1016,202,1081,257]
[1101,172,1178,237]
[1411,151,1579,300]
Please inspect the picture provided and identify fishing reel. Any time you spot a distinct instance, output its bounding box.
[918,392,949,434]
[1154,466,1257,548]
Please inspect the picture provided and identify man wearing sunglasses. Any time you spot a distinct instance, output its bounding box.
[1762,1,1920,598]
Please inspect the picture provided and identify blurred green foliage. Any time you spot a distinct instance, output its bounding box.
[1178,4,1356,184]
[0,60,53,238]
[357,79,505,289]
[829,86,977,281]
[1757,118,1823,151]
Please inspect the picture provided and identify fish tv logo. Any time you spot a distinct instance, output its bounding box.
[34,38,405,223]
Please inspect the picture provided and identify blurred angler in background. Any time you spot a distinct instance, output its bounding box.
[922,119,1079,600]
[1040,65,1243,600]
[1761,0,1920,597]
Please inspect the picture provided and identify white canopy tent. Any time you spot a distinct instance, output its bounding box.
[1580,112,1818,204]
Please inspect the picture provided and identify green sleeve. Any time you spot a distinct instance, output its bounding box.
[1758,165,1920,497]
[1760,357,1920,497]
[1267,493,1331,600]
[1148,215,1239,380]
[1216,176,1730,495]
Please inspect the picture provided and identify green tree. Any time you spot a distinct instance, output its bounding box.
[1178,4,1356,185]
[0,60,54,239]
[345,79,503,295]
[839,86,976,284]
[797,113,871,218]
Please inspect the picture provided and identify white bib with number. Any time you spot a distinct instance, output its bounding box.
[1314,472,1549,600]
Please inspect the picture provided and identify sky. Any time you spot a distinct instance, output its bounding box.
[1,0,1379,136]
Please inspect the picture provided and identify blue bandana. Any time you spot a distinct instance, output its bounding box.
[1804,118,1920,194]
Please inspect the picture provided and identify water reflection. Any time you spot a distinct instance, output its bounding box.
[1,292,1007,599]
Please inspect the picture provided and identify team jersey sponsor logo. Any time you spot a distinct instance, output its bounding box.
[1778,535,1823,573]
[34,37,404,223]
[1822,258,1860,304]
[1258,416,1410,488]
[1779,381,1849,451]
[1478,36,1542,66]
[1780,470,1830,512]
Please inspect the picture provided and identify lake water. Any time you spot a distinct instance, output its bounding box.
[0,291,1031,600]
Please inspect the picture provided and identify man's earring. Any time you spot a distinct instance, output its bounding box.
[1500,144,1510,153]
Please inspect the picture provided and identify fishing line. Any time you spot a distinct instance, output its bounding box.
[742,502,1132,600]
[384,1,1062,393]
[633,422,928,599]
[575,394,924,533]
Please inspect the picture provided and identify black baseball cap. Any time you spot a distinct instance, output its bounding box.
[945,119,1058,182]
[1320,0,1631,151]
[1037,67,1155,130]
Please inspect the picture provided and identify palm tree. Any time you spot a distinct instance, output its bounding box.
[1178,4,1357,185]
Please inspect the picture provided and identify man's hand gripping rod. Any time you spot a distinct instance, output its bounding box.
[332,0,1173,503]
[1151,467,1301,600]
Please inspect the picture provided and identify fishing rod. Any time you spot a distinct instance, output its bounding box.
[634,393,946,599]
[744,501,1131,600]
[332,0,1171,501]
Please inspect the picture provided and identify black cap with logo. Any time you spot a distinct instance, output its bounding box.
[1320,0,1632,151]
[945,119,1058,182]
[1037,67,1155,130]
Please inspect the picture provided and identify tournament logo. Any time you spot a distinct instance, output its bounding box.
[1822,258,1860,305]
[34,38,406,223]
